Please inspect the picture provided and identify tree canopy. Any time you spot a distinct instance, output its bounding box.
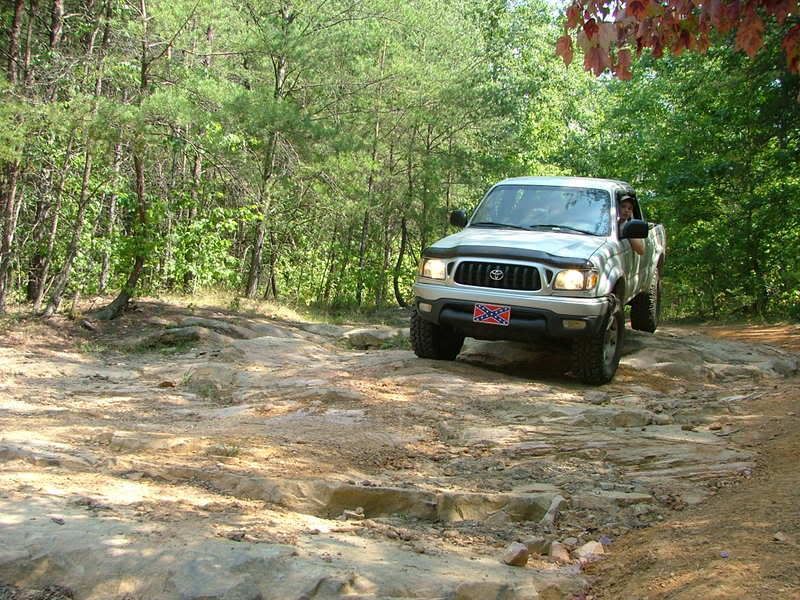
[0,0,797,321]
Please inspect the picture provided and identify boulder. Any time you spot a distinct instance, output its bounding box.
[501,542,530,567]
[574,541,605,561]
[342,327,406,349]
[548,542,571,563]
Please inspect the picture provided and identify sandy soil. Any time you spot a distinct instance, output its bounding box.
[587,324,800,599]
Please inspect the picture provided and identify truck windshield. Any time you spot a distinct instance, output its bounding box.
[470,185,611,236]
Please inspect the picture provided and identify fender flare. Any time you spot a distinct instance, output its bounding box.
[598,265,626,299]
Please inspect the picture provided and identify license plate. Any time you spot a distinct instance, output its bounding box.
[472,303,511,326]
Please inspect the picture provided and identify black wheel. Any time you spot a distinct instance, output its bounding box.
[630,274,661,333]
[572,294,624,385]
[410,309,464,360]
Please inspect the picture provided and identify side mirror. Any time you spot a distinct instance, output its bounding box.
[621,219,648,239]
[449,209,467,228]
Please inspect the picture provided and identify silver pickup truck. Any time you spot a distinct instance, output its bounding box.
[411,176,666,384]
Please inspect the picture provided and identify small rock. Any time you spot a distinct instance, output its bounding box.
[584,391,609,405]
[652,413,674,426]
[720,550,730,558]
[708,423,723,431]
[773,532,789,543]
[501,542,529,567]
[563,537,579,548]
[611,409,653,428]
[80,319,98,331]
[226,531,246,542]
[523,536,552,555]
[574,541,605,561]
[340,509,366,520]
[681,424,696,431]
[599,535,613,546]
[632,503,657,516]
[50,516,65,525]
[158,381,177,388]
[548,541,571,563]
[443,529,459,540]
[540,494,566,528]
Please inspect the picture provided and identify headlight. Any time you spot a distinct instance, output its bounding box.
[553,269,598,290]
[419,258,448,280]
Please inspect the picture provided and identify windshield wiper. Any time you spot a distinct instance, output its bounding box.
[528,224,598,236]
[470,221,531,231]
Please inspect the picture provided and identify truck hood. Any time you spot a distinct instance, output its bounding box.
[426,228,607,264]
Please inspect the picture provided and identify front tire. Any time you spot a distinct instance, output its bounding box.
[572,294,624,385]
[630,274,661,333]
[410,309,464,360]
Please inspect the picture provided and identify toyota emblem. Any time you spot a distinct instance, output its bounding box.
[489,268,505,281]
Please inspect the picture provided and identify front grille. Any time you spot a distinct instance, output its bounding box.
[454,262,541,291]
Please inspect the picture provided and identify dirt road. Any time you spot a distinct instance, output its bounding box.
[0,302,797,599]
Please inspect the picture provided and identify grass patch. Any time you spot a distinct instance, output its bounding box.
[77,340,110,354]
[205,443,242,457]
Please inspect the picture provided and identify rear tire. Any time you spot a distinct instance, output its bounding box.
[572,294,624,385]
[410,309,464,360]
[630,274,661,333]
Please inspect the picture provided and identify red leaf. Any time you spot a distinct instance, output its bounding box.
[566,3,582,29]
[735,11,765,57]
[782,24,800,73]
[696,31,711,53]
[720,0,741,34]
[626,0,647,20]
[764,0,796,24]
[584,18,600,39]
[584,46,610,76]
[652,38,664,58]
[556,35,575,66]
[614,48,634,79]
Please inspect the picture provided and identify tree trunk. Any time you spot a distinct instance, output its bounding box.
[245,127,280,298]
[29,133,75,307]
[355,209,369,306]
[93,255,144,321]
[94,0,149,320]
[393,216,408,308]
[318,222,339,304]
[42,147,94,317]
[94,152,147,320]
[23,0,37,86]
[99,142,121,293]
[0,162,21,313]
[332,222,355,306]
[6,0,24,84]
[245,220,266,297]
[50,0,64,50]
[375,213,391,308]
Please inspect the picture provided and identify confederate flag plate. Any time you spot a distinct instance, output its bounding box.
[472,303,511,326]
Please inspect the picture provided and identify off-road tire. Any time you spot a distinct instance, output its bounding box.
[572,294,624,385]
[630,274,661,333]
[410,309,464,360]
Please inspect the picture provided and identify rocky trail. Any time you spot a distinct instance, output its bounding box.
[0,301,797,600]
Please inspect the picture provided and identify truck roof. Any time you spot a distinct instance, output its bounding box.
[495,176,632,194]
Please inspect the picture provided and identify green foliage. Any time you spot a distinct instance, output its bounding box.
[568,37,800,319]
[2,0,794,323]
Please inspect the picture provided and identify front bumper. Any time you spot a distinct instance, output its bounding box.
[414,281,610,342]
